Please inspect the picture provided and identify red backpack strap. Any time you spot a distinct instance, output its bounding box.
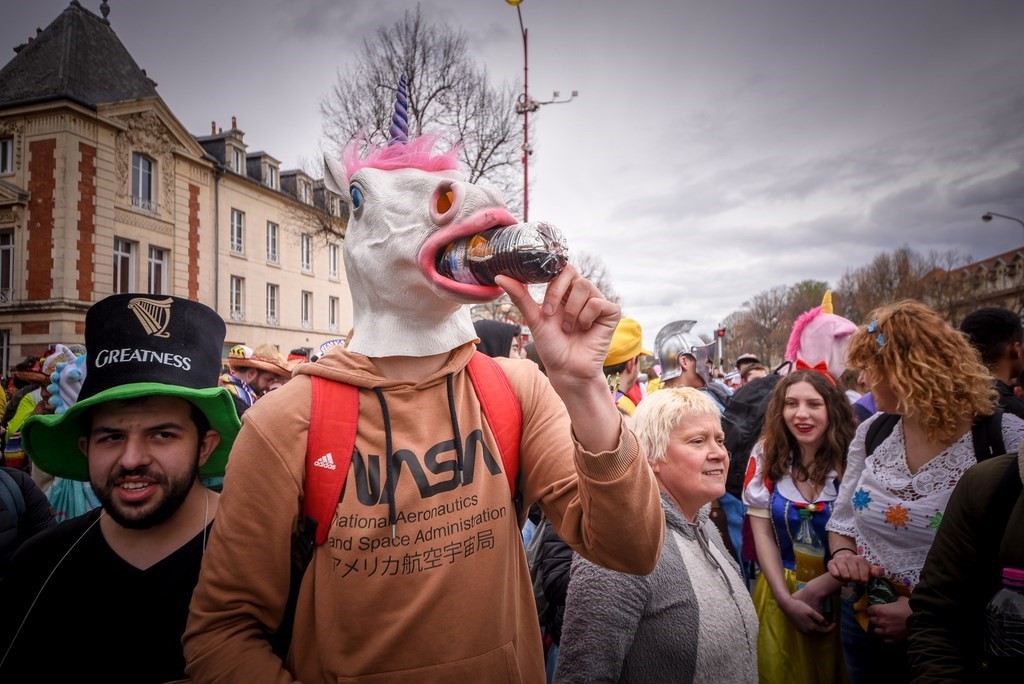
[304,376,359,545]
[466,352,522,500]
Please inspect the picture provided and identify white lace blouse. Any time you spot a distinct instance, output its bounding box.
[826,411,1024,591]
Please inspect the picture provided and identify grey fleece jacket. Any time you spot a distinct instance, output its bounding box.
[555,491,758,683]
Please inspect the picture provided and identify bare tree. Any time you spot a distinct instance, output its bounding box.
[720,284,796,368]
[571,251,620,304]
[785,280,829,323]
[833,246,977,324]
[319,6,522,211]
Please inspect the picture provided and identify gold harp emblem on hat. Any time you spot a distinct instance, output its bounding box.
[127,297,174,338]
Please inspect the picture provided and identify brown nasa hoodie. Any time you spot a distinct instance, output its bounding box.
[184,342,664,683]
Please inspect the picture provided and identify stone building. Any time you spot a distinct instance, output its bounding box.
[0,0,350,372]
[927,246,1024,325]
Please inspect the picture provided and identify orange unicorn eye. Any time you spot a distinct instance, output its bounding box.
[436,189,454,214]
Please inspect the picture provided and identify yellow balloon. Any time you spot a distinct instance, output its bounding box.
[506,0,524,6]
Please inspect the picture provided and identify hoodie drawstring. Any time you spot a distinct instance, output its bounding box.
[373,387,397,538]
[446,373,465,485]
[373,375,465,538]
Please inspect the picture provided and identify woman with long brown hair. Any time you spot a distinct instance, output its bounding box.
[826,300,1024,683]
[743,369,855,682]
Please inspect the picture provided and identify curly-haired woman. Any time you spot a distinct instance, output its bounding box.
[743,369,855,683]
[826,300,1024,683]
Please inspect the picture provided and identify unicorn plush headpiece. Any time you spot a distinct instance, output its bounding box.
[784,291,857,380]
[322,75,517,358]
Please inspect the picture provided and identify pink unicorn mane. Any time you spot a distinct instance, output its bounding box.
[342,132,462,182]
[785,305,822,362]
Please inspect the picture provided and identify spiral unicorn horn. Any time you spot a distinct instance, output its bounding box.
[388,74,409,147]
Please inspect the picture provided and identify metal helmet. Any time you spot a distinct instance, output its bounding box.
[654,320,715,386]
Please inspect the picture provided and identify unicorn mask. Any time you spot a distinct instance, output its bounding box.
[323,75,518,358]
[785,291,857,380]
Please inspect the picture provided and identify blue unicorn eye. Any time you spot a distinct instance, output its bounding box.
[350,185,363,210]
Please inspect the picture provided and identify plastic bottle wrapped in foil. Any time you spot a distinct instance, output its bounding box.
[436,221,569,286]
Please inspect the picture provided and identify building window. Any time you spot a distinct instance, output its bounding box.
[329,296,339,333]
[113,238,136,294]
[230,209,245,255]
[230,276,245,320]
[233,148,244,174]
[148,246,168,295]
[266,166,278,189]
[266,283,279,325]
[131,152,155,212]
[0,137,12,175]
[328,243,339,278]
[266,222,278,263]
[0,230,13,304]
[301,290,312,329]
[299,182,310,204]
[301,234,312,272]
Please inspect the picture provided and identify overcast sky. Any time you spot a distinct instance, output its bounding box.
[4,0,1023,347]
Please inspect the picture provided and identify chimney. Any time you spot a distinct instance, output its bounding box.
[211,121,216,135]
[231,116,237,129]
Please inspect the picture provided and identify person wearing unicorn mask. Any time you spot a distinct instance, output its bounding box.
[784,292,858,384]
[184,76,664,683]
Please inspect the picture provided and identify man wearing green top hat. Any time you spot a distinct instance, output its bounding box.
[0,294,241,683]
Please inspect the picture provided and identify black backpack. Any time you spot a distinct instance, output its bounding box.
[864,410,1005,461]
[722,371,785,498]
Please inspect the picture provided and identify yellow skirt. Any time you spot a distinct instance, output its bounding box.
[752,571,847,684]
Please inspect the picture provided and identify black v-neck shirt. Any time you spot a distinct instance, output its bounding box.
[0,508,210,682]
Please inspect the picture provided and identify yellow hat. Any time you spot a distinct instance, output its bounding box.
[604,318,652,367]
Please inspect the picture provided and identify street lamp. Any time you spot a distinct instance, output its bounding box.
[982,212,1024,243]
[509,0,577,221]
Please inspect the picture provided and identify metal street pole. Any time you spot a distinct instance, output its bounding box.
[982,211,1024,244]
[510,0,576,222]
[515,4,530,221]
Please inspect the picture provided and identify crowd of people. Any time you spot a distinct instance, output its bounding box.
[527,298,1024,683]
[1,93,1023,683]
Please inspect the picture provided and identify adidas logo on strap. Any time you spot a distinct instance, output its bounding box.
[313,452,336,470]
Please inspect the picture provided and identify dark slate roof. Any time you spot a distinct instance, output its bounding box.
[0,1,158,108]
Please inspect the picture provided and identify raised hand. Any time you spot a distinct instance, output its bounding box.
[496,266,622,454]
[496,265,620,387]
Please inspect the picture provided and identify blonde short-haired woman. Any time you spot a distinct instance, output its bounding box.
[556,388,758,683]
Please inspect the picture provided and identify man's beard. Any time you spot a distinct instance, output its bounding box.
[92,456,200,530]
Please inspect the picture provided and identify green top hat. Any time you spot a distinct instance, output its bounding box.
[23,294,242,481]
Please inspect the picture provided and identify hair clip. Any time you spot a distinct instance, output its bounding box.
[867,320,885,347]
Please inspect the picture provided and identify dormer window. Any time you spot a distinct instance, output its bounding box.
[300,181,310,204]
[233,148,244,174]
[131,152,155,212]
[266,165,278,190]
